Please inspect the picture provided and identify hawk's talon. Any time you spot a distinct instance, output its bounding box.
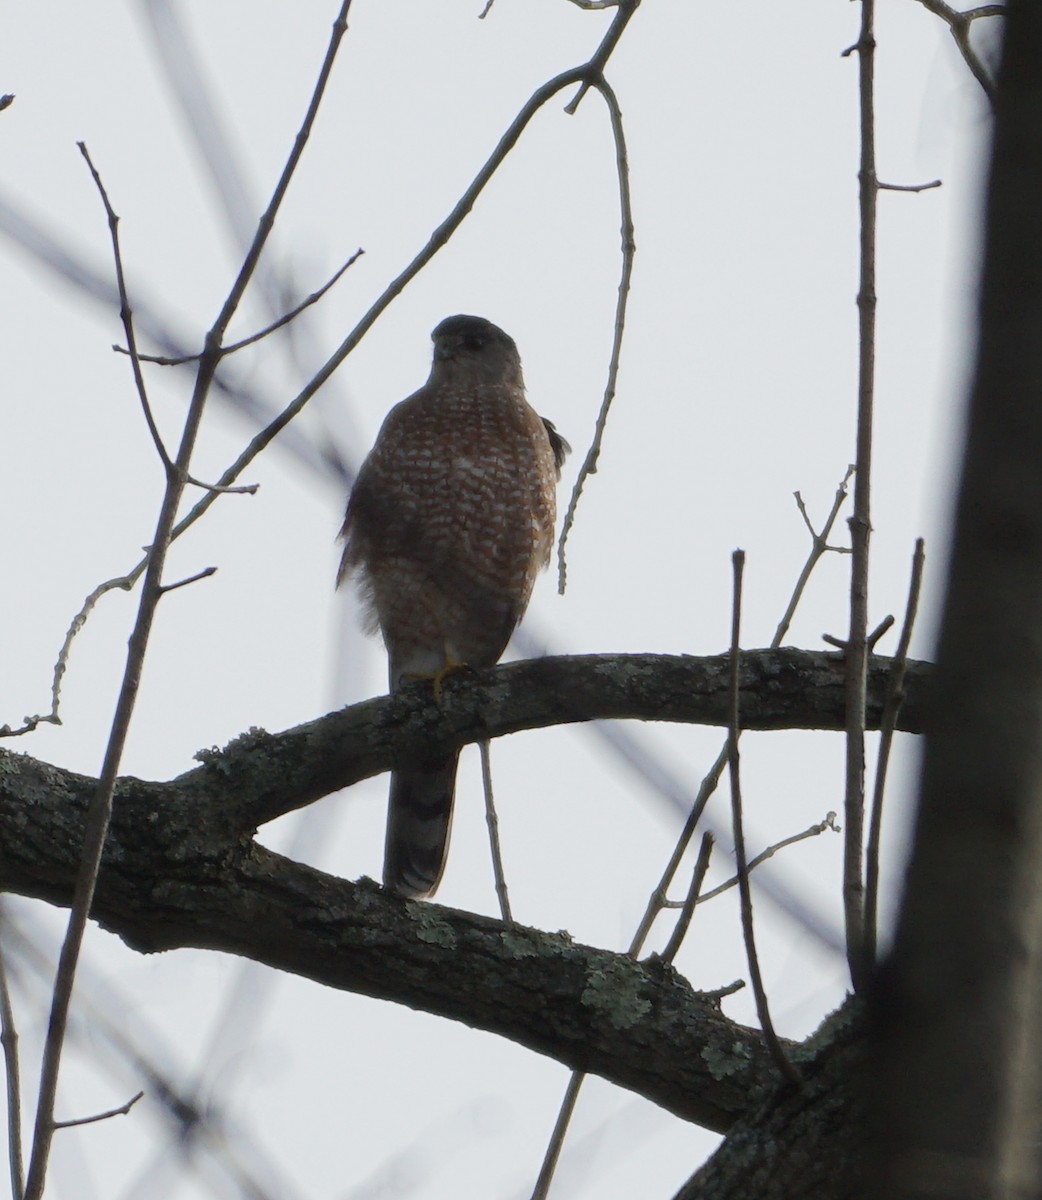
[432,660,472,704]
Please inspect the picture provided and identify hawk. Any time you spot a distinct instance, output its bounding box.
[339,315,568,898]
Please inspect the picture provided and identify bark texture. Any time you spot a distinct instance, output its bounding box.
[0,649,924,1182]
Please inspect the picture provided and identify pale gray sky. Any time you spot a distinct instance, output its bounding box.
[0,2,991,1197]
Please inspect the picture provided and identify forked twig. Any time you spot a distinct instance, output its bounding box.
[674,814,839,906]
[729,551,800,1086]
[776,466,855,645]
[114,247,364,367]
[77,143,172,472]
[909,0,1004,101]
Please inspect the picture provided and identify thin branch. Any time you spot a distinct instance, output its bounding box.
[868,614,895,649]
[909,0,1004,102]
[775,466,855,645]
[0,573,136,739]
[660,834,714,965]
[729,551,800,1086]
[479,741,513,924]
[183,475,259,496]
[878,178,943,192]
[844,0,878,995]
[0,916,24,1200]
[678,813,840,906]
[864,537,925,968]
[21,8,356,1196]
[156,566,217,596]
[557,74,635,592]
[826,614,893,652]
[53,1091,143,1131]
[78,143,172,472]
[113,247,365,366]
[205,5,354,348]
[564,0,640,114]
[220,248,365,353]
[530,1072,584,1200]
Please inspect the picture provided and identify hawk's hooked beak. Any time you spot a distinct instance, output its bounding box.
[433,336,460,361]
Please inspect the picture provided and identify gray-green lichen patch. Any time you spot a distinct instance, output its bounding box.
[581,958,651,1029]
[194,726,272,773]
[702,1037,755,1080]
[409,906,458,948]
[501,928,541,959]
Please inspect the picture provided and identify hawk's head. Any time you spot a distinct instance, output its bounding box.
[430,314,523,388]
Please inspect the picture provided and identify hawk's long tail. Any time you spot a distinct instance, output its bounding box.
[383,752,461,898]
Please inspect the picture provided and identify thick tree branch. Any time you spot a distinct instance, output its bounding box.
[1,649,928,839]
[1,776,781,1131]
[0,647,927,1138]
[674,1001,864,1200]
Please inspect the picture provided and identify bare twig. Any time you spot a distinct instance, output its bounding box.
[703,979,745,1001]
[878,178,943,192]
[660,834,714,965]
[183,475,259,496]
[729,551,800,1086]
[0,574,135,739]
[53,1091,143,1130]
[113,247,364,366]
[864,537,925,968]
[156,566,217,596]
[676,813,840,906]
[564,0,640,114]
[868,614,895,649]
[826,614,892,652]
[479,741,513,923]
[909,0,1004,101]
[21,7,356,1196]
[627,747,729,956]
[78,142,172,471]
[530,1072,584,1200]
[557,75,635,593]
[843,0,878,995]
[0,916,24,1200]
[775,466,855,644]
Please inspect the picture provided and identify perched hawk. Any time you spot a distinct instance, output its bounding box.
[339,315,568,898]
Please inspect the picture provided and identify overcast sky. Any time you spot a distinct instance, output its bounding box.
[0,3,995,1197]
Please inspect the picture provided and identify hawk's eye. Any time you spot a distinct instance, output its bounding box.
[463,335,485,351]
